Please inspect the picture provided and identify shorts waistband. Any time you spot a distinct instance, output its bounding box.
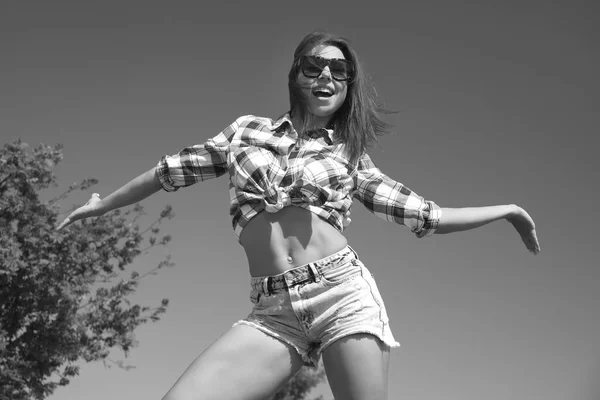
[250,245,358,295]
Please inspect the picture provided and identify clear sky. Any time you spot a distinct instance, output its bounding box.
[3,1,599,399]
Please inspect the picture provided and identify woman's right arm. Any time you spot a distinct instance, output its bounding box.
[56,167,161,230]
[56,116,243,231]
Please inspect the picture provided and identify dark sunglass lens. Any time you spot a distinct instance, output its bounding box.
[301,56,323,78]
[330,60,352,81]
[300,56,352,81]
[330,66,348,80]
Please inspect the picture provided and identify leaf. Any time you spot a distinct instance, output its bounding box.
[0,140,175,398]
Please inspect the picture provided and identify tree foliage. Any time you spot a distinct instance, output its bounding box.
[272,364,328,400]
[0,140,174,400]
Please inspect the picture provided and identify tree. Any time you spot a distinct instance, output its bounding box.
[0,140,174,400]
[272,364,328,400]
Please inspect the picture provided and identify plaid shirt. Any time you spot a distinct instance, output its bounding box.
[156,114,442,240]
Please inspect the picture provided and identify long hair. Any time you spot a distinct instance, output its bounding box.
[288,32,391,164]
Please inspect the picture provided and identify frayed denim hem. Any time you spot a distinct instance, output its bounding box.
[232,320,316,367]
[318,329,400,359]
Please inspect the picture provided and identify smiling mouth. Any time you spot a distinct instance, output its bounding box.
[312,88,334,98]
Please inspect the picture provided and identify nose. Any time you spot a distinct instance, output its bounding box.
[318,66,332,81]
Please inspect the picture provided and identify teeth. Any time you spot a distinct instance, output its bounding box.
[313,88,333,97]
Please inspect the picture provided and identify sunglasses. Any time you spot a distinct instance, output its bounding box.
[300,55,354,82]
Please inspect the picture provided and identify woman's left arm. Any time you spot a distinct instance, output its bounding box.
[353,153,540,254]
[436,204,540,254]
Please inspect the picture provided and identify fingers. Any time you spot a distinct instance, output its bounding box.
[508,210,540,255]
[55,193,101,231]
[56,217,71,231]
[524,229,541,255]
[56,208,87,231]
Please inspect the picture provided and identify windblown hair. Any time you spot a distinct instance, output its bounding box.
[288,32,391,164]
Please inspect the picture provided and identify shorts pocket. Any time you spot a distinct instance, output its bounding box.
[320,258,362,286]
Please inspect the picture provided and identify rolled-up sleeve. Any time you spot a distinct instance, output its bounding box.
[353,153,442,238]
[155,119,239,192]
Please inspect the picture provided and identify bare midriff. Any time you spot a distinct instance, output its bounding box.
[239,206,348,277]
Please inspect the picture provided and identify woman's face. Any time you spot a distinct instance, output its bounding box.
[297,45,349,124]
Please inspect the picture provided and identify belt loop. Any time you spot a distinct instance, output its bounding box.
[262,277,271,296]
[347,245,358,260]
[308,263,320,283]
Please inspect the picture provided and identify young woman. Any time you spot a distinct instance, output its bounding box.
[57,32,540,400]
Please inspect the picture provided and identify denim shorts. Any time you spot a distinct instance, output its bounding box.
[233,246,400,367]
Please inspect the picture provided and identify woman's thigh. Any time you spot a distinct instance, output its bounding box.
[322,333,390,400]
[162,324,304,400]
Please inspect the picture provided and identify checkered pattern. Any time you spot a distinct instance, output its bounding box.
[156,113,441,239]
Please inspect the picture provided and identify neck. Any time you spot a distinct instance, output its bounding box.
[291,112,331,133]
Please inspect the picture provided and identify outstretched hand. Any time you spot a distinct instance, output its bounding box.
[507,206,540,255]
[56,193,104,231]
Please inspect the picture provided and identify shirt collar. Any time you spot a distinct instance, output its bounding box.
[320,127,335,141]
[270,112,335,142]
[270,112,293,132]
